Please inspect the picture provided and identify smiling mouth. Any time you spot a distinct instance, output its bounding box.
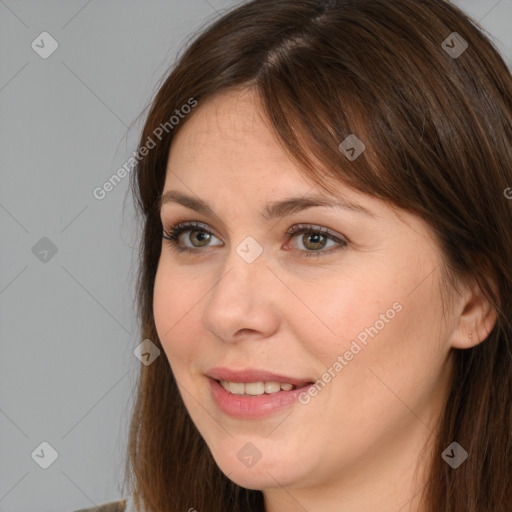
[214,379,314,396]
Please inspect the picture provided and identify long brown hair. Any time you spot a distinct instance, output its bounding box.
[123,0,512,510]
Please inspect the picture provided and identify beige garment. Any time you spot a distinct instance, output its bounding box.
[73,498,127,512]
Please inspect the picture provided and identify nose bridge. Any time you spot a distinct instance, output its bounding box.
[211,235,267,305]
[202,235,277,338]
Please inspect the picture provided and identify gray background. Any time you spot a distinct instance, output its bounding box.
[0,1,510,511]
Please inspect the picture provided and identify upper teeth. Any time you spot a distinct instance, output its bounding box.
[220,380,296,395]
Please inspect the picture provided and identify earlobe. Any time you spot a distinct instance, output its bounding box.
[450,279,498,350]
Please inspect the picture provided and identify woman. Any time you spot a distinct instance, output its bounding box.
[75,0,512,510]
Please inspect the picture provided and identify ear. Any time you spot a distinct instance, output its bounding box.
[450,274,498,349]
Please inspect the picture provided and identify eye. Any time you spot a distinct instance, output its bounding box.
[162,221,222,252]
[162,221,347,257]
[284,224,347,258]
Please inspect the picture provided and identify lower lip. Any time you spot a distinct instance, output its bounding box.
[208,377,313,419]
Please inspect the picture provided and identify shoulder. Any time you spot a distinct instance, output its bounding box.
[72,498,127,512]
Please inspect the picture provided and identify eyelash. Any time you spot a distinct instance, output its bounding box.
[161,221,347,258]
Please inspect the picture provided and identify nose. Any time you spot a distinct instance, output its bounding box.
[202,242,281,343]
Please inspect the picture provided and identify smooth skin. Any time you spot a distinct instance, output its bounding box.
[153,88,496,512]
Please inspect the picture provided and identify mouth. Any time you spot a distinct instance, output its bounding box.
[206,366,315,388]
[213,379,314,396]
[206,367,316,418]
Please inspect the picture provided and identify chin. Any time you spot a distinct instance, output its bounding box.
[219,464,287,490]
[210,448,300,490]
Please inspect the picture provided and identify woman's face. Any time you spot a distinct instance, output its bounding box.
[153,88,456,506]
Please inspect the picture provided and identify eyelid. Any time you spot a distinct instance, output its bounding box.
[162,219,348,257]
[163,220,224,246]
[161,218,346,240]
[284,224,347,256]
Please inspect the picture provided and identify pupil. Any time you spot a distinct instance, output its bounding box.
[305,233,325,249]
[193,231,210,246]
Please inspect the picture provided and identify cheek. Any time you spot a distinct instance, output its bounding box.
[298,273,399,358]
[153,262,203,365]
[322,273,446,418]
[305,265,443,391]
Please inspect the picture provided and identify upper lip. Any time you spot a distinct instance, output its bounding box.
[206,367,314,387]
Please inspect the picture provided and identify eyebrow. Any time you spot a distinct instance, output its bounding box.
[159,190,377,221]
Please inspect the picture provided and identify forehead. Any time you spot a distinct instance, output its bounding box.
[164,90,387,222]
[162,91,429,237]
[167,89,284,167]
